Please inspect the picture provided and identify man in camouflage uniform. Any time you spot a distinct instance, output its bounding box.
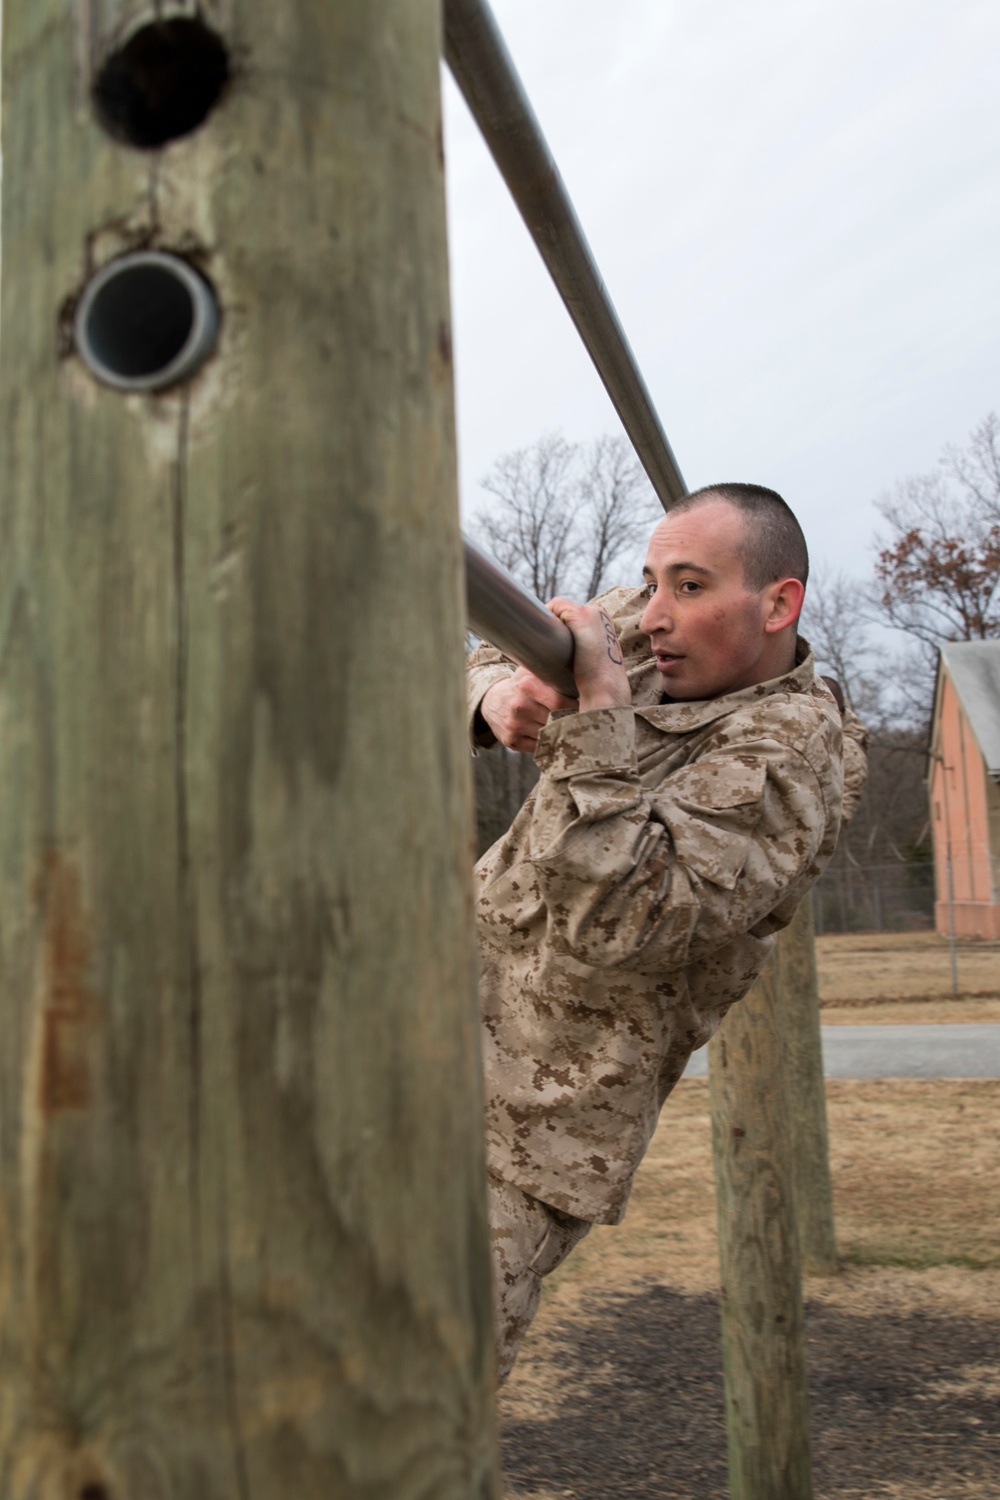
[467,483,853,1383]
[820,675,870,820]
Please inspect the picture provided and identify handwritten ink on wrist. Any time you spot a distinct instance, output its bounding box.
[601,610,624,665]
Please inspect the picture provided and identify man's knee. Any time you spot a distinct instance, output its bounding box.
[487,1173,590,1383]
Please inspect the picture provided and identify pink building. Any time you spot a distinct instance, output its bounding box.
[928,641,1000,939]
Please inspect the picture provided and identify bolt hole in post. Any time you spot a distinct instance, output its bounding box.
[92,17,229,149]
[74,252,219,392]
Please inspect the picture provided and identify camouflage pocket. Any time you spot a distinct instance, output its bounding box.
[654,756,768,890]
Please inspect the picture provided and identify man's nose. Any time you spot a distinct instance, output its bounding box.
[640,590,671,636]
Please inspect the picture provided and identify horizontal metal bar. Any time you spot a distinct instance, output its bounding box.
[464,538,578,699]
[444,0,687,512]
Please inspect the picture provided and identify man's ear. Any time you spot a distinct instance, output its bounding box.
[762,577,805,634]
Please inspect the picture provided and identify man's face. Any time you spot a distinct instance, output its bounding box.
[638,499,792,700]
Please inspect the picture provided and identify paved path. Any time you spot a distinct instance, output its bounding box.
[684,1023,1000,1079]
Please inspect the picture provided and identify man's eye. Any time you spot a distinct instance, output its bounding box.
[679,580,702,594]
[641,582,656,599]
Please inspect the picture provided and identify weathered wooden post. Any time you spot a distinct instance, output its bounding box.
[773,899,837,1274]
[0,2,499,1496]
[708,958,814,1500]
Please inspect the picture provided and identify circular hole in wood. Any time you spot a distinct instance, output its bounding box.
[93,17,229,148]
[79,1487,110,1500]
[75,251,219,393]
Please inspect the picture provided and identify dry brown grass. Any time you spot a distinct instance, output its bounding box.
[503,1077,1000,1499]
[502,935,1000,1496]
[516,1078,1000,1308]
[816,930,1000,1023]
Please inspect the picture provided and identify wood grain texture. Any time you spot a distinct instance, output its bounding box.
[708,965,814,1500]
[0,3,499,1496]
[771,901,837,1275]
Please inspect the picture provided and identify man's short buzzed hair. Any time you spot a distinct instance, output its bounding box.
[672,482,809,591]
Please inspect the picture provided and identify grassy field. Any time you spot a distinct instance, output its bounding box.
[504,1079,1000,1499]
[817,930,1000,1022]
[502,931,1000,1499]
[531,1078,1000,1298]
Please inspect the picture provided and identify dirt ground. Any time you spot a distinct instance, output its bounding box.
[501,934,1000,1499]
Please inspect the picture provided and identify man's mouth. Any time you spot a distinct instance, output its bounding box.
[654,652,684,671]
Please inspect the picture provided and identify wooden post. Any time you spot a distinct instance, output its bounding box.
[708,960,813,1500]
[773,900,837,1274]
[0,3,500,1497]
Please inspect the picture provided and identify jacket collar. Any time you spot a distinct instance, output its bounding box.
[633,636,819,734]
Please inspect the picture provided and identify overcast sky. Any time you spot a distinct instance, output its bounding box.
[443,0,999,587]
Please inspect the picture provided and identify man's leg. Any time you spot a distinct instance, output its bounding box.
[487,1172,591,1384]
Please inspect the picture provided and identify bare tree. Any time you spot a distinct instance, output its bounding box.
[801,573,933,929]
[809,415,1000,929]
[800,569,933,730]
[472,431,659,602]
[577,434,660,599]
[872,412,1000,648]
[943,409,1000,524]
[474,433,580,602]
[800,565,882,719]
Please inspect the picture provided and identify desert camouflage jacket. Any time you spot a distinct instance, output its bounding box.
[468,586,845,1224]
[840,706,869,822]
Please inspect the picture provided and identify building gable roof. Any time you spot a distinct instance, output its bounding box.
[938,641,1000,780]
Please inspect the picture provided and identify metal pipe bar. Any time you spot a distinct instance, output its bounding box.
[444,0,687,512]
[464,538,578,699]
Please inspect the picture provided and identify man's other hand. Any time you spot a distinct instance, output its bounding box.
[480,668,579,753]
[548,599,632,713]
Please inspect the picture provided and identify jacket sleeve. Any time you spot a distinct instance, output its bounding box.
[466,640,516,750]
[841,705,870,823]
[519,706,834,972]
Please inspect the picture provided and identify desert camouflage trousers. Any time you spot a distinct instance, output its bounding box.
[488,1172,592,1384]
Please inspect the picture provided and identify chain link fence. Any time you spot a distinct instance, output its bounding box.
[811,858,935,934]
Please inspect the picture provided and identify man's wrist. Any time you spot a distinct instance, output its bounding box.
[577,682,632,713]
[467,663,512,749]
